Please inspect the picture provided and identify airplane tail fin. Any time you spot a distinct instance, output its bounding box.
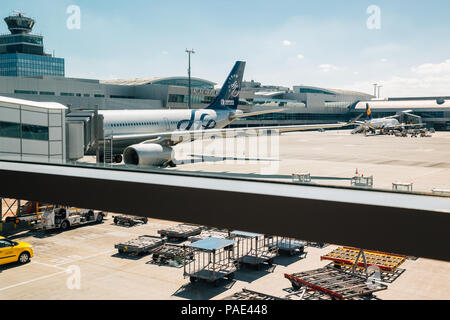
[366,103,373,120]
[206,61,246,111]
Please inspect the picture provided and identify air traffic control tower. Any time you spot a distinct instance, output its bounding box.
[0,12,64,77]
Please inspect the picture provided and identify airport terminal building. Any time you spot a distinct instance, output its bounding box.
[0,13,449,130]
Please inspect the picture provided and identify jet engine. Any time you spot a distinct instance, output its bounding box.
[123,143,175,167]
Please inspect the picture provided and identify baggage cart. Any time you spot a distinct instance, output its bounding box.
[224,289,284,300]
[152,243,194,265]
[115,235,164,256]
[285,266,387,300]
[184,238,237,286]
[113,215,148,227]
[230,231,278,268]
[158,223,203,241]
[270,237,306,256]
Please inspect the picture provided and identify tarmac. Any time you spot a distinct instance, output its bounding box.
[1,129,449,300]
[170,129,450,193]
[0,217,449,300]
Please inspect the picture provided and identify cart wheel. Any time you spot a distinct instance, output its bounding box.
[96,214,104,223]
[190,277,198,283]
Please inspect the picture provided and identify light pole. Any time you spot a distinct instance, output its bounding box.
[185,49,195,109]
[377,85,383,98]
[373,83,378,97]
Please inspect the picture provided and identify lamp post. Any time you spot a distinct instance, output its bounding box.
[185,49,195,109]
[377,85,383,98]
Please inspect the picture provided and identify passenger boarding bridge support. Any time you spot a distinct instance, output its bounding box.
[0,160,449,261]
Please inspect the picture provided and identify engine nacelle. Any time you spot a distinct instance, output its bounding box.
[123,144,174,166]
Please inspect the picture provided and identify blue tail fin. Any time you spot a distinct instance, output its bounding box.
[206,61,246,111]
[366,103,373,120]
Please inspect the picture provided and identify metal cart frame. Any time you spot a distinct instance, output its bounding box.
[230,231,278,268]
[115,235,164,256]
[270,236,306,256]
[285,266,387,300]
[184,238,238,286]
[158,223,203,241]
[113,215,148,227]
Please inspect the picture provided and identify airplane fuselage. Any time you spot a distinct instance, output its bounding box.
[96,109,233,154]
[367,118,400,129]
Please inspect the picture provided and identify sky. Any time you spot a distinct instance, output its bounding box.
[2,0,450,97]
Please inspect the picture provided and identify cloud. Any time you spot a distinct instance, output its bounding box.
[343,74,450,97]
[318,64,339,72]
[282,40,294,46]
[411,59,450,75]
[297,54,304,60]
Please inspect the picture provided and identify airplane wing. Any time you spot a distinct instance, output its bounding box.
[111,115,362,147]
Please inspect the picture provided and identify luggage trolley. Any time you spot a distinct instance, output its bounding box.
[152,243,194,265]
[230,231,278,268]
[285,266,387,300]
[158,223,203,241]
[270,237,306,256]
[115,235,164,256]
[184,238,237,286]
[113,215,148,227]
[189,228,229,243]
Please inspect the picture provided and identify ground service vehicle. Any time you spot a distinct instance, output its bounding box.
[39,207,106,231]
[0,236,34,265]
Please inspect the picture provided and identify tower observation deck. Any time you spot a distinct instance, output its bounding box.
[4,12,35,34]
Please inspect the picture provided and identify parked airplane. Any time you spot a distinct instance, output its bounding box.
[352,103,422,135]
[94,61,359,167]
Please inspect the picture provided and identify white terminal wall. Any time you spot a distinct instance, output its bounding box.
[0,97,66,162]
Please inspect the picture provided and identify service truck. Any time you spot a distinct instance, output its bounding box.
[39,207,106,231]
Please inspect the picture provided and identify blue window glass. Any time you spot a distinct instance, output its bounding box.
[22,124,49,141]
[0,53,64,77]
[0,121,20,138]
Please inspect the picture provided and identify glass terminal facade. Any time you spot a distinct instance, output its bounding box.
[0,53,64,77]
[152,78,215,89]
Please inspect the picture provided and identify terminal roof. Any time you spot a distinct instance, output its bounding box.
[0,95,67,110]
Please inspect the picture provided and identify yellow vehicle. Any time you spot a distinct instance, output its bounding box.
[0,236,34,265]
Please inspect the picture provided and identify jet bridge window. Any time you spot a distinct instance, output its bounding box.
[0,121,20,139]
[22,124,49,141]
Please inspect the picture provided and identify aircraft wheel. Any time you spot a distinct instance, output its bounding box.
[114,155,123,163]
